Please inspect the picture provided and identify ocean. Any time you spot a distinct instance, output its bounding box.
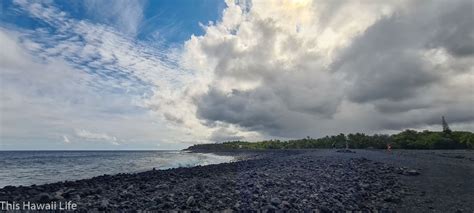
[0,151,234,188]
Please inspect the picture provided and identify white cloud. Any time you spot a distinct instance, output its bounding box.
[84,0,146,35]
[1,0,204,148]
[0,25,185,149]
[63,135,71,144]
[12,0,182,95]
[75,129,119,145]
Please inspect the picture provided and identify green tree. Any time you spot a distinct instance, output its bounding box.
[442,116,452,134]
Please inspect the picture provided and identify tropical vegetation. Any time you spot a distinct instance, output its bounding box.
[186,130,474,151]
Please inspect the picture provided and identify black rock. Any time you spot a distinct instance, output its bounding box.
[405,169,420,176]
[281,200,291,207]
[384,196,401,203]
[186,196,195,206]
[336,149,356,153]
[35,193,52,203]
[99,199,109,210]
[270,197,282,206]
[155,184,169,190]
[2,186,16,191]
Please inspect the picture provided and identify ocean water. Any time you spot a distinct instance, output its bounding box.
[0,151,234,188]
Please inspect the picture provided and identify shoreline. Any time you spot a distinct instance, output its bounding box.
[0,151,236,188]
[1,149,472,211]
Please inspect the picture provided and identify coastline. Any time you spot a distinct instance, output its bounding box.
[1,149,472,211]
[0,150,235,188]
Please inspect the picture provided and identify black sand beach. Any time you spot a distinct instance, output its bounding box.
[1,149,473,212]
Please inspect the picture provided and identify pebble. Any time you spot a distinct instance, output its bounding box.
[35,193,52,203]
[186,196,195,206]
[270,197,281,206]
[406,169,420,176]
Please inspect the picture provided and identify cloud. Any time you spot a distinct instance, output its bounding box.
[75,129,119,145]
[63,135,71,144]
[163,0,474,139]
[11,0,183,95]
[428,1,474,57]
[209,127,245,142]
[2,0,473,149]
[334,1,473,103]
[333,0,474,128]
[0,0,192,149]
[84,0,146,35]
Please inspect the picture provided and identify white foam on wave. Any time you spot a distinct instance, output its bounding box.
[196,153,236,166]
[158,152,235,170]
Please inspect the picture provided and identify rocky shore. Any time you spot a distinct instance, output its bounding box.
[1,149,472,211]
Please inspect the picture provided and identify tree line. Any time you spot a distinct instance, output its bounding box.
[185,130,474,151]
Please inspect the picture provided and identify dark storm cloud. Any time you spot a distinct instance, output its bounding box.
[333,12,437,103]
[334,0,473,111]
[196,83,342,137]
[429,1,474,57]
[196,88,295,136]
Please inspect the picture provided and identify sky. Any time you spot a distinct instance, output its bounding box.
[0,0,473,150]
